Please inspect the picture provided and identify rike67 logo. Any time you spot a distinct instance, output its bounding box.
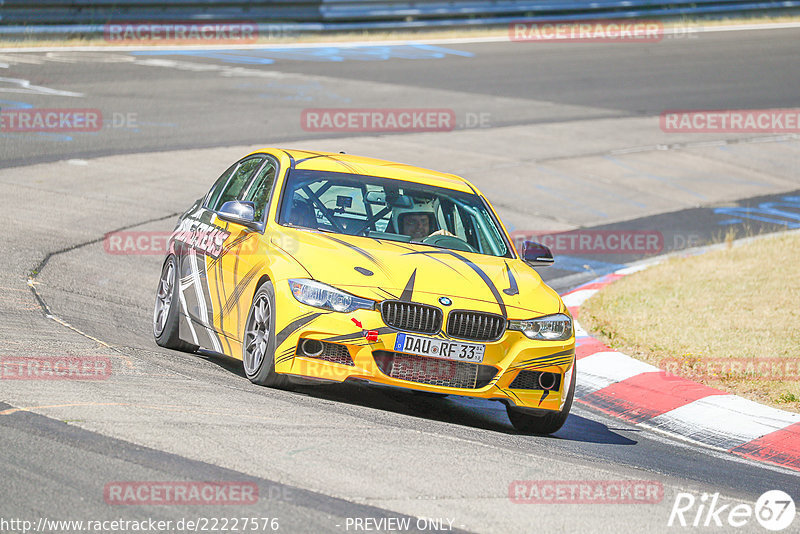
[669,490,795,531]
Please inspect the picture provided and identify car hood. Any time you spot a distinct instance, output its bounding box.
[273,228,562,317]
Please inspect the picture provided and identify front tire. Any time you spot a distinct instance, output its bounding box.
[506,364,576,435]
[243,282,290,389]
[153,255,198,353]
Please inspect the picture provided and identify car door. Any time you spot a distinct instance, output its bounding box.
[212,156,280,349]
[176,155,265,354]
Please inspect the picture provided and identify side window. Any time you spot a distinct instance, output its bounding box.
[241,159,277,221]
[478,209,508,256]
[205,163,237,209]
[211,156,264,211]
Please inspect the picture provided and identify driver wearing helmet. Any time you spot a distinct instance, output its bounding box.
[398,210,456,241]
[401,212,433,241]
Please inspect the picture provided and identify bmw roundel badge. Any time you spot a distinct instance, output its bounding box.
[438,297,452,306]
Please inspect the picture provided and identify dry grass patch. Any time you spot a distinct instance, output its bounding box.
[581,231,800,412]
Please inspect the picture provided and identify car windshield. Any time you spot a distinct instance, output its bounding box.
[277,169,510,257]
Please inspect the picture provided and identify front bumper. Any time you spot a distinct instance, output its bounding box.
[270,287,575,413]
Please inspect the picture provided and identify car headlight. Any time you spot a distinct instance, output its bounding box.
[508,313,573,341]
[288,279,375,313]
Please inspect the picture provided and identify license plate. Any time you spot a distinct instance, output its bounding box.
[393,333,485,363]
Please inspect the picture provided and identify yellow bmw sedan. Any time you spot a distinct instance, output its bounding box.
[154,149,575,434]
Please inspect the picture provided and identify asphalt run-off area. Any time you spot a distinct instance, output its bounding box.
[1,23,799,534]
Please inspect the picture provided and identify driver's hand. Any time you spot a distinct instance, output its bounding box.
[428,229,456,238]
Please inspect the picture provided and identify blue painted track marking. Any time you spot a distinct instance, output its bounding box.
[0,99,33,110]
[713,196,800,229]
[1,101,75,141]
[130,44,474,65]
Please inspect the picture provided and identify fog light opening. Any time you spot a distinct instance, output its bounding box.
[300,338,324,357]
[538,372,557,391]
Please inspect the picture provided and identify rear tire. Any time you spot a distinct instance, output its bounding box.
[153,255,198,353]
[506,364,575,435]
[243,282,290,389]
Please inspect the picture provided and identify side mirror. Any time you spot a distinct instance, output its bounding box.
[521,241,554,267]
[217,200,258,229]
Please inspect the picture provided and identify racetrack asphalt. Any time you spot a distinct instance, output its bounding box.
[1,27,799,533]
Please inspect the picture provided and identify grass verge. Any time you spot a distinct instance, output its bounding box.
[580,231,800,413]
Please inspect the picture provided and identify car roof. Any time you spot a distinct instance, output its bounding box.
[250,148,476,194]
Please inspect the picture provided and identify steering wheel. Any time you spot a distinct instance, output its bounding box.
[421,234,477,253]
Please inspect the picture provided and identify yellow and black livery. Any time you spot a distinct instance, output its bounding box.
[153,149,575,434]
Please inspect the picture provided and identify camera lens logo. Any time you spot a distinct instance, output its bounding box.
[438,297,452,306]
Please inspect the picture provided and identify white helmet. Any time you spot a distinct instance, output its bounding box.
[390,196,440,236]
